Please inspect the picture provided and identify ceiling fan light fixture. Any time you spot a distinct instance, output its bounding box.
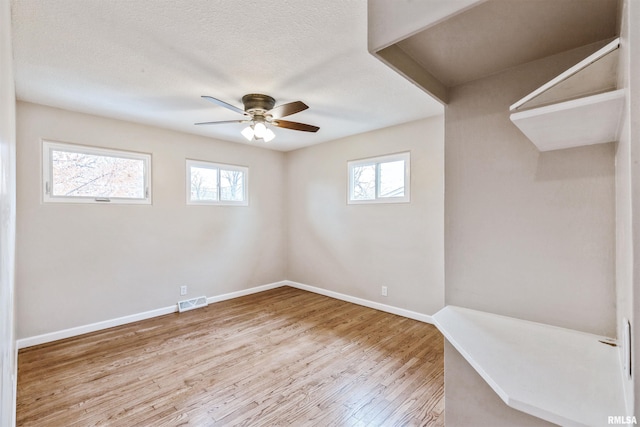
[197,93,318,143]
[253,122,267,139]
[263,128,276,142]
[241,126,254,141]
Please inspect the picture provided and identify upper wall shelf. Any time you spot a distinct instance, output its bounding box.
[433,306,626,427]
[510,38,624,151]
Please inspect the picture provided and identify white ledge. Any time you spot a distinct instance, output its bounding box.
[433,306,626,427]
[510,89,624,151]
[509,37,624,151]
[510,38,620,111]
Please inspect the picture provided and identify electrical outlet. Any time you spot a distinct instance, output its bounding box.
[381,286,388,297]
[180,285,187,296]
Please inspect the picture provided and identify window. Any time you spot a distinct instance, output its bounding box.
[42,140,151,204]
[187,159,248,206]
[348,152,410,204]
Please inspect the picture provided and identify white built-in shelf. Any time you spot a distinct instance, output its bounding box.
[510,38,624,151]
[433,306,626,427]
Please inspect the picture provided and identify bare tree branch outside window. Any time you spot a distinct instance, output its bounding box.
[348,153,409,204]
[352,164,376,200]
[186,160,247,205]
[220,170,244,201]
[51,150,145,198]
[190,166,217,201]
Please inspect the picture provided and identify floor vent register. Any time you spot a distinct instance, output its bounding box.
[177,296,208,313]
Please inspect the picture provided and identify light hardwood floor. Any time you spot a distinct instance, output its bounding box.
[17,287,444,426]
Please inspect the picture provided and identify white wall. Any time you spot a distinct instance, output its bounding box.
[444,43,617,425]
[16,103,446,345]
[0,0,17,425]
[616,0,640,416]
[16,102,287,339]
[445,42,616,336]
[286,116,444,316]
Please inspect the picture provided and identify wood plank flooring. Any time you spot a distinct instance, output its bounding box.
[17,287,444,426]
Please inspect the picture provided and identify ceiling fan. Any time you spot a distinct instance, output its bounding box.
[195,94,320,142]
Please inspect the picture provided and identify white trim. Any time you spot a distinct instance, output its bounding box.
[16,280,434,349]
[284,280,433,324]
[12,344,18,425]
[17,304,176,349]
[206,281,284,304]
[186,159,248,206]
[347,151,411,204]
[17,281,287,349]
[42,139,152,205]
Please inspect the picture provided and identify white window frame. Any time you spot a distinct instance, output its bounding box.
[347,151,411,204]
[186,159,249,206]
[42,140,151,205]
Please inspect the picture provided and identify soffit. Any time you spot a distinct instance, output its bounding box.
[396,0,619,88]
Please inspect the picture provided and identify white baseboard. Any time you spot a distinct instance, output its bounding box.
[17,279,433,349]
[284,280,434,324]
[17,280,288,349]
[206,281,284,304]
[17,304,177,349]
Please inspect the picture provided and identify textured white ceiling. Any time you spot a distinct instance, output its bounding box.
[11,0,443,151]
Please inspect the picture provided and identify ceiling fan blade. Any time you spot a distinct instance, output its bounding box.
[201,96,247,116]
[272,119,319,133]
[268,101,309,119]
[194,120,248,126]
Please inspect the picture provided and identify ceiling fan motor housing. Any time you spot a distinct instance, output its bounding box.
[242,94,276,114]
[196,93,319,134]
